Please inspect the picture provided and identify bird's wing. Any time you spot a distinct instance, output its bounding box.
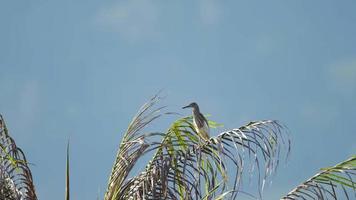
[194,113,206,128]
[197,113,210,140]
[198,113,210,134]
[199,113,209,127]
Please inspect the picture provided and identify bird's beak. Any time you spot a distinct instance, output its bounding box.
[182,105,190,109]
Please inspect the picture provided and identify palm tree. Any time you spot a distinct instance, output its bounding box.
[0,95,355,199]
[102,95,355,200]
[103,95,291,199]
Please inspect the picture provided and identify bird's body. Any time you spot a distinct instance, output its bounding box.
[183,102,210,141]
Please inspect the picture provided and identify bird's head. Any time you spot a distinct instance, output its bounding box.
[182,102,199,110]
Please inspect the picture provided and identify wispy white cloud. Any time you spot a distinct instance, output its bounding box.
[327,57,356,97]
[95,0,158,42]
[198,0,221,25]
[95,0,222,41]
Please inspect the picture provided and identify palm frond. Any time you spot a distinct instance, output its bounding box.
[104,95,166,200]
[281,155,356,200]
[113,113,290,199]
[0,115,37,200]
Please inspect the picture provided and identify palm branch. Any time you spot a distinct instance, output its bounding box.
[104,96,291,200]
[104,95,166,200]
[281,155,356,200]
[0,115,37,200]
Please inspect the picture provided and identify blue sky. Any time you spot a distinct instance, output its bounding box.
[1,0,356,199]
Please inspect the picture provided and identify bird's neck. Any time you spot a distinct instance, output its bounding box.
[192,107,200,114]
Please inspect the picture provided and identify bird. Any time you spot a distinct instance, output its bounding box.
[182,102,210,141]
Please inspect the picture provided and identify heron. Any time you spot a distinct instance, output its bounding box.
[182,102,210,141]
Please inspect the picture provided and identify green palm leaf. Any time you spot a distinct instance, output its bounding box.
[281,155,356,200]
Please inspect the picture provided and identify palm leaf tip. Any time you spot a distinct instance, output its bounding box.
[65,140,70,200]
[281,155,356,200]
